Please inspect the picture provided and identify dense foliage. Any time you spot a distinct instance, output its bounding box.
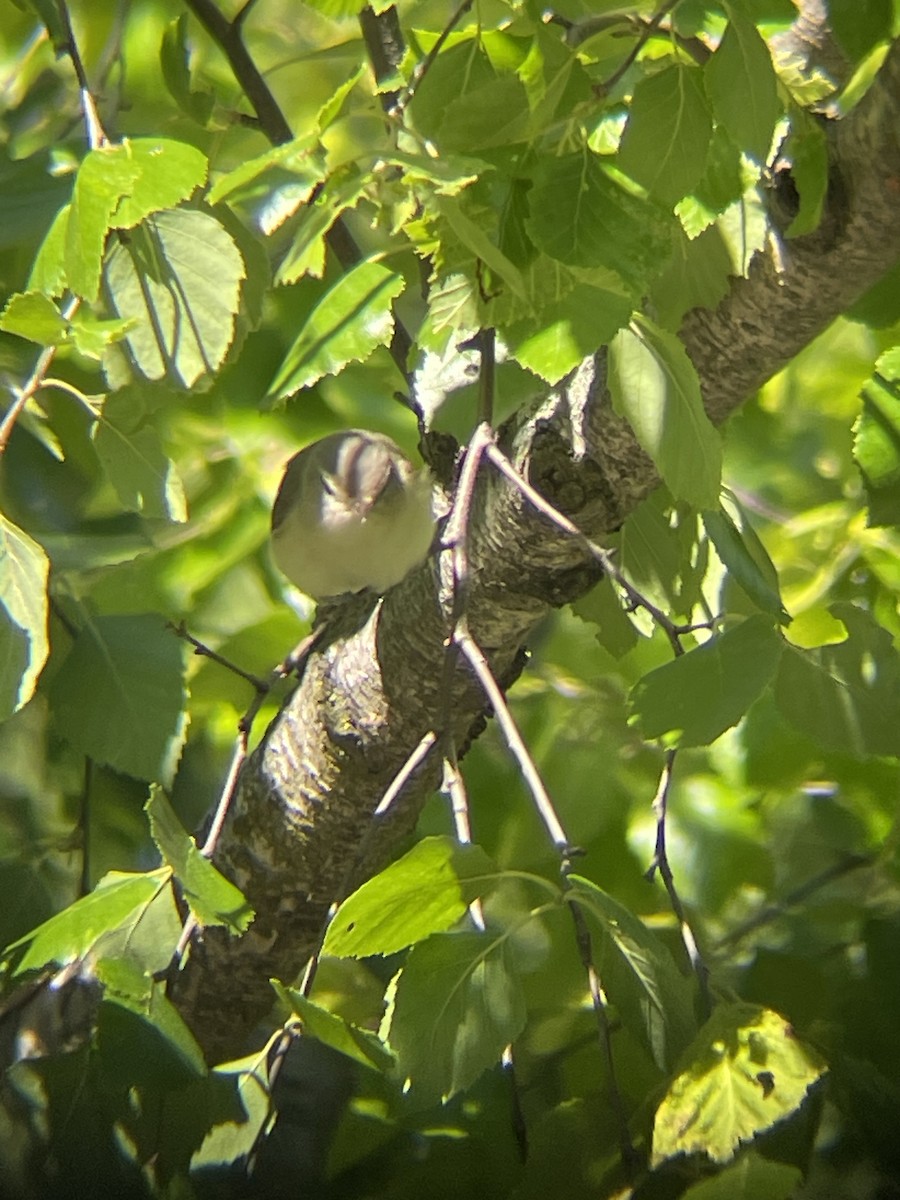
[0,0,899,1197]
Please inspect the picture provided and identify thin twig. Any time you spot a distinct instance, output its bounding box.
[646,750,711,1016]
[0,297,80,457]
[478,328,495,427]
[441,421,638,1173]
[717,851,873,950]
[394,0,474,112]
[55,0,109,147]
[455,625,571,851]
[600,0,681,93]
[182,0,293,143]
[170,619,269,692]
[296,727,439,1001]
[567,897,640,1171]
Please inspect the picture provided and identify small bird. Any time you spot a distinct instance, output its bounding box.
[271,430,436,600]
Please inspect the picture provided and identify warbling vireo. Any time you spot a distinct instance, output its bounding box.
[271,430,436,600]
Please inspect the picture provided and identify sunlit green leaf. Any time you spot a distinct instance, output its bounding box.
[267,258,404,399]
[102,208,244,389]
[147,787,253,933]
[527,149,674,284]
[0,515,49,720]
[504,276,632,384]
[7,870,168,975]
[652,1003,826,1164]
[192,1050,274,1169]
[275,984,394,1072]
[609,316,722,507]
[275,171,368,284]
[207,134,326,208]
[324,836,495,958]
[705,7,782,163]
[0,290,68,345]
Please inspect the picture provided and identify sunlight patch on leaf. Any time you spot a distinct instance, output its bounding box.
[652,1003,826,1165]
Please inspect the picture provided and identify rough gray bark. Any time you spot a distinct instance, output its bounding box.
[172,38,900,1060]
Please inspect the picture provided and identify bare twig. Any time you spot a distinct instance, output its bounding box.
[646,750,711,1016]
[182,0,293,143]
[296,726,439,1001]
[441,421,637,1171]
[717,851,873,950]
[394,0,474,112]
[600,0,681,93]
[0,298,80,457]
[56,0,109,147]
[567,898,640,1171]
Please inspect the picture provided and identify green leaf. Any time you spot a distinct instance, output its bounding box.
[67,149,142,301]
[275,172,368,284]
[703,496,790,621]
[681,1152,802,1200]
[437,74,531,151]
[0,515,49,719]
[267,258,405,400]
[0,290,69,345]
[608,316,722,508]
[567,876,697,1071]
[436,195,526,300]
[96,956,207,1087]
[207,133,326,208]
[324,836,495,958]
[705,7,782,163]
[147,787,253,933]
[775,604,900,757]
[504,275,632,384]
[388,149,492,197]
[192,1052,273,1169]
[527,149,674,285]
[102,208,244,389]
[650,223,733,329]
[618,65,712,207]
[387,929,526,1105]
[69,311,136,359]
[92,389,188,521]
[67,139,208,302]
[111,139,208,229]
[27,202,71,296]
[572,573,639,660]
[49,613,188,783]
[652,1003,827,1165]
[616,495,702,620]
[629,616,783,748]
[274,985,394,1072]
[7,870,168,975]
[854,350,900,527]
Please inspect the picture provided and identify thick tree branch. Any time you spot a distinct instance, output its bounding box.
[172,39,900,1060]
